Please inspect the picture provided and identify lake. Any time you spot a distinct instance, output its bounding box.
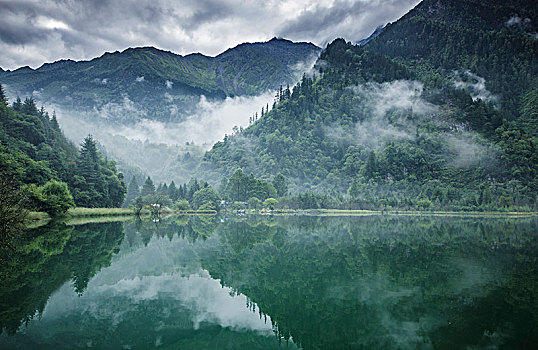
[1,215,537,349]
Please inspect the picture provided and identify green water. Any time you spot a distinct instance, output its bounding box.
[0,215,537,349]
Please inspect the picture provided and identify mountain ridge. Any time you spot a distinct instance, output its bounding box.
[0,38,321,124]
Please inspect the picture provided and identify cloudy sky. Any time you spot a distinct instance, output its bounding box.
[0,0,420,70]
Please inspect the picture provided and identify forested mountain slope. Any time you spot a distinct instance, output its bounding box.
[367,0,538,119]
[0,88,125,211]
[198,0,538,211]
[0,38,320,124]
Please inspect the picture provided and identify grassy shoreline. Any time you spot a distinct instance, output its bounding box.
[24,207,536,228]
[263,209,537,217]
[67,207,134,217]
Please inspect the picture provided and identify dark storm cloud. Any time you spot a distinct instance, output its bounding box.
[278,0,420,44]
[0,0,420,70]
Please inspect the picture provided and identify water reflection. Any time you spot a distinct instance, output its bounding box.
[0,215,537,349]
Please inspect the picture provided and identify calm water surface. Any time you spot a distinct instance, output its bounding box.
[0,215,537,349]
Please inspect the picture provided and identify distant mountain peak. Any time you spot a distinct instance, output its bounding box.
[357,23,391,46]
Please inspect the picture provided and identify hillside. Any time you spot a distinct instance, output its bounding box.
[0,38,320,124]
[198,0,538,211]
[367,0,538,118]
[0,90,126,212]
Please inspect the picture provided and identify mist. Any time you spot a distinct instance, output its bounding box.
[446,132,498,169]
[453,71,498,104]
[325,80,437,149]
[323,79,498,170]
[111,92,275,147]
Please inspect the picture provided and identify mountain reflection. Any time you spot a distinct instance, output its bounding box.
[1,215,537,349]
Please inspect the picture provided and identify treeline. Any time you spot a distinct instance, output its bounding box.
[124,169,289,213]
[0,85,125,220]
[125,175,221,213]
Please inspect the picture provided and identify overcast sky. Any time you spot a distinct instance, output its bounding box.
[0,0,420,70]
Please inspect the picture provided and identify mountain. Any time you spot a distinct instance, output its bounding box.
[0,38,320,124]
[197,0,538,211]
[357,23,391,46]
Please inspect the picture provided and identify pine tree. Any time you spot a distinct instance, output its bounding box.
[12,97,22,112]
[50,110,60,131]
[125,175,140,205]
[363,151,377,179]
[272,173,288,197]
[0,84,7,107]
[141,176,155,196]
[168,181,178,201]
[77,135,100,185]
[22,97,38,116]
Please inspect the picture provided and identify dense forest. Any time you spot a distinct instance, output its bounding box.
[197,0,538,211]
[0,86,125,220]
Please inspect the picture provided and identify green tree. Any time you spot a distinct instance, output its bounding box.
[27,180,74,216]
[0,84,7,107]
[175,199,191,211]
[248,197,262,209]
[0,169,27,242]
[192,187,221,211]
[263,198,278,210]
[362,151,377,179]
[77,135,99,180]
[125,176,140,206]
[141,176,155,196]
[21,97,38,116]
[12,97,22,112]
[168,181,179,201]
[272,173,288,197]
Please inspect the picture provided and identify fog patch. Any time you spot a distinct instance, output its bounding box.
[446,132,498,168]
[112,92,274,147]
[96,272,272,331]
[505,15,531,27]
[93,78,108,85]
[95,93,145,120]
[164,92,174,102]
[326,80,437,149]
[327,273,436,348]
[289,51,321,79]
[32,88,43,99]
[453,71,497,104]
[39,236,273,335]
[352,80,438,118]
[325,118,414,149]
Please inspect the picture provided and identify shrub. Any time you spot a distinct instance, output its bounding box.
[192,187,221,211]
[27,180,74,216]
[263,198,278,210]
[175,199,191,211]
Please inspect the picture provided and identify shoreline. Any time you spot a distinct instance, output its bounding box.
[24,207,537,228]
